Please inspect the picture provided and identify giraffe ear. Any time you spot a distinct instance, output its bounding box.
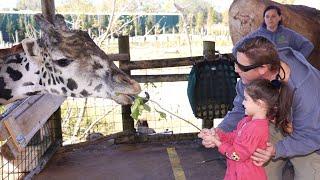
[34,14,61,45]
[21,39,41,62]
[34,13,55,34]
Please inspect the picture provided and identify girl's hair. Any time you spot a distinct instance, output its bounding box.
[262,5,283,27]
[237,36,281,73]
[245,79,293,133]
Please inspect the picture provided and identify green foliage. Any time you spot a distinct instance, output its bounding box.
[130,96,151,120]
[130,96,166,121]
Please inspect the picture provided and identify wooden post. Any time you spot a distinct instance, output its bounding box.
[203,41,215,60]
[53,108,63,144]
[202,41,215,129]
[118,36,135,132]
[41,0,63,145]
[41,0,55,24]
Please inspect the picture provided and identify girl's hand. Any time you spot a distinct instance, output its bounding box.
[198,128,211,139]
[202,133,221,147]
[202,139,216,148]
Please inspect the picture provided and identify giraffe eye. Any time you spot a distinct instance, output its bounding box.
[55,58,74,67]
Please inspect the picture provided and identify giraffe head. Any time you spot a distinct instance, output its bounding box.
[19,14,141,105]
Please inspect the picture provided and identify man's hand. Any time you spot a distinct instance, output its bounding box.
[251,142,276,166]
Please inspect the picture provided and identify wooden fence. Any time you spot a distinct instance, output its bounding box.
[110,35,233,131]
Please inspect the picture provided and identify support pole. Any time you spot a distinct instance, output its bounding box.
[118,36,135,132]
[41,0,63,145]
[41,0,55,24]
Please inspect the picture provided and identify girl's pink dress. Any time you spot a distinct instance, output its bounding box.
[216,116,269,180]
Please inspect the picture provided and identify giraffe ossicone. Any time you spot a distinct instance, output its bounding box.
[0,14,141,105]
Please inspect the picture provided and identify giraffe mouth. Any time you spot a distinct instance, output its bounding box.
[114,92,149,105]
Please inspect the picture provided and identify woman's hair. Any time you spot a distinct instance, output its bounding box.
[237,36,281,73]
[262,5,283,27]
[245,79,293,133]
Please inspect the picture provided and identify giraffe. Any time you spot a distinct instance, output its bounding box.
[0,14,141,105]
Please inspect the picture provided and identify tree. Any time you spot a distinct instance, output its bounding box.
[195,12,204,34]
[17,0,41,10]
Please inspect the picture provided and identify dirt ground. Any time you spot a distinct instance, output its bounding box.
[34,137,294,180]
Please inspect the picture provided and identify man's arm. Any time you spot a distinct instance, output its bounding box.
[217,80,245,132]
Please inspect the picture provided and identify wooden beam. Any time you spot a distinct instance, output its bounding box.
[132,74,189,83]
[108,53,130,61]
[119,53,235,71]
[120,56,203,70]
[41,0,55,24]
[1,95,65,154]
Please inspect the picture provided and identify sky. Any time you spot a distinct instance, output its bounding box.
[0,0,319,11]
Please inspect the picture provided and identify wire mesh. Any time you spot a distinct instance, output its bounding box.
[0,112,59,180]
[60,97,123,145]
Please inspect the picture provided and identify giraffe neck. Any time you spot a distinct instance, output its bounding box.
[0,48,45,105]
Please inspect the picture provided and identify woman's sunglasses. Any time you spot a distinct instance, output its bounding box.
[233,59,266,72]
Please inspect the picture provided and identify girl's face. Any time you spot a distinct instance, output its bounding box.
[243,91,264,116]
[264,9,281,30]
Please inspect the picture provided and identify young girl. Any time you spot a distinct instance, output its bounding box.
[199,78,293,180]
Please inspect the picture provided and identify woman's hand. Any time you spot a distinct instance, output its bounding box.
[251,142,276,166]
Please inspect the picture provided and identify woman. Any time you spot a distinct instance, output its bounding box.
[200,36,320,180]
[239,5,314,58]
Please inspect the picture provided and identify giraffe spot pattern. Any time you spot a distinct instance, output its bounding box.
[55,77,60,84]
[61,87,67,94]
[67,78,78,91]
[6,54,23,64]
[43,71,47,78]
[0,77,13,100]
[80,89,91,97]
[50,88,60,95]
[25,91,41,96]
[6,67,23,81]
[25,63,29,71]
[59,76,64,84]
[94,84,102,92]
[23,82,34,86]
[51,74,56,85]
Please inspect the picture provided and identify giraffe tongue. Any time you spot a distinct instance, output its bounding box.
[128,92,150,103]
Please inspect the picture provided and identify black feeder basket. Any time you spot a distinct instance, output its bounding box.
[187,53,238,120]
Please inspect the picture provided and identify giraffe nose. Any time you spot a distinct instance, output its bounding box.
[116,74,141,94]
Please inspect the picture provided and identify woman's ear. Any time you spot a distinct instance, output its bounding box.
[257,65,269,76]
